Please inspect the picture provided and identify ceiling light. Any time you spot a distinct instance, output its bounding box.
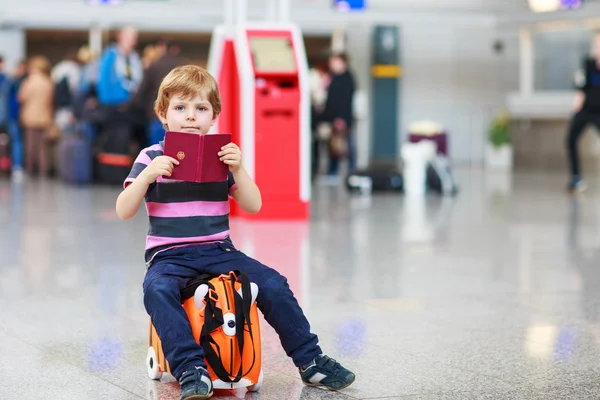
[528,0,561,12]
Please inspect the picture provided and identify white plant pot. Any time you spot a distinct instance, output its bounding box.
[486,143,513,171]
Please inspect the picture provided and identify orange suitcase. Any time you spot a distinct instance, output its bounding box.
[146,270,263,391]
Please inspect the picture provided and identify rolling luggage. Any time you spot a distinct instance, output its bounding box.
[57,135,92,184]
[147,270,263,391]
[96,121,132,185]
[0,131,11,173]
[346,164,403,194]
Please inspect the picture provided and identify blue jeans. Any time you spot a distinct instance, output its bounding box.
[7,120,23,170]
[142,241,321,380]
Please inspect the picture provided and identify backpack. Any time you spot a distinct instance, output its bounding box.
[147,270,263,391]
[54,76,73,109]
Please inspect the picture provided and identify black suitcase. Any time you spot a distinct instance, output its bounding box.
[96,121,132,185]
[346,165,403,194]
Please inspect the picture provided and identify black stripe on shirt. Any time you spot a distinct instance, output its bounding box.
[146,181,229,203]
[148,214,230,238]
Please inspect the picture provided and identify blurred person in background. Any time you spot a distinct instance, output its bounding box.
[18,56,54,177]
[74,46,100,145]
[566,31,600,193]
[320,52,355,177]
[129,38,188,145]
[0,56,9,175]
[96,25,146,154]
[7,60,28,178]
[77,45,98,98]
[0,56,8,131]
[309,58,331,180]
[97,26,142,106]
[141,44,159,70]
[51,50,82,134]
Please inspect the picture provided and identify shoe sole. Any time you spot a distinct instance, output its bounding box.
[181,393,213,400]
[302,376,356,391]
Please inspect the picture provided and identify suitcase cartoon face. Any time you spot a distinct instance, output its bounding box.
[147,271,263,391]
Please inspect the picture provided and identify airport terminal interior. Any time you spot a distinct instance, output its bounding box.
[4,0,600,399]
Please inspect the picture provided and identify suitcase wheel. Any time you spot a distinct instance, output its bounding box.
[247,368,263,392]
[146,346,163,380]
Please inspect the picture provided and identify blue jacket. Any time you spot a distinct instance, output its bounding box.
[96,45,142,105]
[0,74,9,125]
[7,76,23,123]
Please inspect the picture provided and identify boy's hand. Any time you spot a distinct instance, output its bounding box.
[218,143,242,173]
[139,156,179,185]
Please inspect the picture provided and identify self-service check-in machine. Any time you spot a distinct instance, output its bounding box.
[208,24,310,220]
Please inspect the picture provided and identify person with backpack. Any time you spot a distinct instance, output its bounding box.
[51,51,81,135]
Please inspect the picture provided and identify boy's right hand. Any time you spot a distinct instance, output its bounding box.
[139,156,180,185]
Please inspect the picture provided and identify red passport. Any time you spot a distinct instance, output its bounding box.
[163,131,232,182]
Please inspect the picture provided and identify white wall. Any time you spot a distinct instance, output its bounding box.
[401,21,507,165]
[344,19,509,166]
[0,28,26,74]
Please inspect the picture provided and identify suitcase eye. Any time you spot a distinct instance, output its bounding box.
[222,313,237,336]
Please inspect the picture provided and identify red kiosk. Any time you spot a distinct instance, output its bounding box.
[208,23,311,220]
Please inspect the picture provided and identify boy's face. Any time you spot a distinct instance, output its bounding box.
[158,92,217,135]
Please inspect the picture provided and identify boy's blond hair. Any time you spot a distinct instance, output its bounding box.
[154,65,222,120]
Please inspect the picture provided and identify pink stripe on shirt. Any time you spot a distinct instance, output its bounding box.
[146,231,230,249]
[135,151,153,166]
[146,201,230,218]
[147,143,163,152]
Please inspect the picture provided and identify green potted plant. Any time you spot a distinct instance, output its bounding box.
[486,111,513,170]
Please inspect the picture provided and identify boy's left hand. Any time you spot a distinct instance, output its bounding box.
[218,143,242,173]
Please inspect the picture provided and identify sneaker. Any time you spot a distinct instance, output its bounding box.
[568,176,587,194]
[299,354,356,390]
[179,366,213,400]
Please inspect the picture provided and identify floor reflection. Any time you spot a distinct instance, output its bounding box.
[4,170,600,398]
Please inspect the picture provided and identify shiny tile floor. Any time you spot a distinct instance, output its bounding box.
[2,169,600,399]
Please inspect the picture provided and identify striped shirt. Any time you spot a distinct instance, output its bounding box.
[124,143,237,264]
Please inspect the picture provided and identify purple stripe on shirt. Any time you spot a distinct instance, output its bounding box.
[146,201,230,218]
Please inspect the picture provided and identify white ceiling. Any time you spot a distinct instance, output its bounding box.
[2,0,599,31]
[295,0,527,12]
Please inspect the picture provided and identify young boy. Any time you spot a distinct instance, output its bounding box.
[115,65,355,400]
